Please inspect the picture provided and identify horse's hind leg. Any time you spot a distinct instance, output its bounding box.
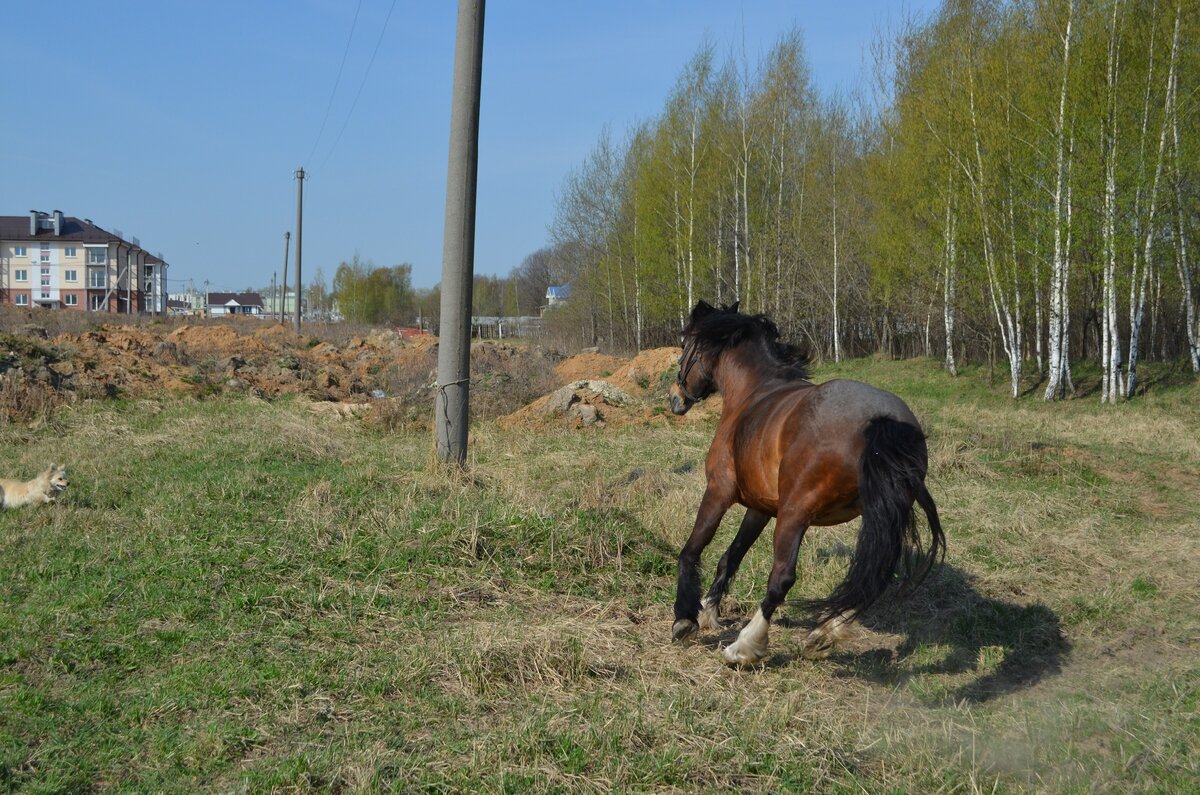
[723,515,809,666]
[800,609,859,659]
[699,508,771,632]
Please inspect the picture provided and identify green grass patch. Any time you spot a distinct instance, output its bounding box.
[1,358,1197,792]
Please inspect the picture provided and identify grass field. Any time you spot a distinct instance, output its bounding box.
[1,358,1197,792]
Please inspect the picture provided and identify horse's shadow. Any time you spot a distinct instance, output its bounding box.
[758,563,1072,703]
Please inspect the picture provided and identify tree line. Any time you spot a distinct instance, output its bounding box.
[312,252,557,328]
[531,0,1197,400]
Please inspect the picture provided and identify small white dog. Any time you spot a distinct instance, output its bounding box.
[0,464,69,509]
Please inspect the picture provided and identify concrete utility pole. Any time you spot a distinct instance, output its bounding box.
[434,0,486,467]
[280,231,291,324]
[294,168,305,333]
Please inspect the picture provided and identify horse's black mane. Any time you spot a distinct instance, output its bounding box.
[689,304,812,381]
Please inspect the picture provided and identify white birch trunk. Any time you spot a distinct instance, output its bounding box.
[732,172,742,302]
[632,205,643,351]
[832,179,841,362]
[1044,2,1074,401]
[1101,0,1124,402]
[775,131,785,318]
[1035,240,1044,374]
[1127,6,1178,397]
[715,188,724,306]
[943,186,959,376]
[672,185,686,328]
[966,40,1020,397]
[685,106,698,313]
[1169,64,1199,371]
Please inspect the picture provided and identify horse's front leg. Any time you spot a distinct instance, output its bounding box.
[723,513,809,666]
[673,489,732,643]
[698,508,771,632]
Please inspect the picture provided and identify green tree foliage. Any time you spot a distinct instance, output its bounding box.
[536,2,1197,396]
[332,255,416,325]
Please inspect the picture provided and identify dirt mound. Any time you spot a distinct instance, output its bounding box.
[500,346,723,431]
[555,351,630,384]
[499,379,654,431]
[0,312,718,431]
[0,316,563,427]
[554,347,682,396]
[48,322,413,403]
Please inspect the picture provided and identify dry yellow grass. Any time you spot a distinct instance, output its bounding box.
[1,357,1197,791]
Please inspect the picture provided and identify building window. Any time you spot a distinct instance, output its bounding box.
[14,269,28,282]
[14,246,26,257]
[15,294,29,306]
[65,269,78,282]
[65,247,77,258]
[65,294,78,306]
[91,295,105,310]
[89,270,107,288]
[40,291,51,300]
[39,243,50,263]
[41,275,51,287]
[87,249,107,265]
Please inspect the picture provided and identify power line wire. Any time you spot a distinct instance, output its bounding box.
[317,0,398,173]
[307,0,364,165]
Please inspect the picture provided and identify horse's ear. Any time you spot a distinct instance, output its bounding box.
[691,301,715,320]
[728,301,740,314]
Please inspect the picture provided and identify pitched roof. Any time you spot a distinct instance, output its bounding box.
[208,292,264,307]
[0,215,125,244]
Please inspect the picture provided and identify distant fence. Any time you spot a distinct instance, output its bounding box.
[470,316,544,340]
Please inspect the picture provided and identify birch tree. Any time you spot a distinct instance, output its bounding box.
[1045,0,1077,401]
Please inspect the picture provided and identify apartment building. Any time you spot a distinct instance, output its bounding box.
[0,210,169,313]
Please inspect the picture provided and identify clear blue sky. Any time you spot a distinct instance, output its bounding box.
[1,1,937,293]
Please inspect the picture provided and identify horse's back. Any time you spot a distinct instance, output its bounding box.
[806,378,921,429]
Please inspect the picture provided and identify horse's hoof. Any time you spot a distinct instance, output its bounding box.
[722,638,766,667]
[672,618,698,644]
[801,612,856,659]
[799,634,835,660]
[697,599,720,632]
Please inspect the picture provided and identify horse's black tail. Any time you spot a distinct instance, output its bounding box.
[804,416,946,619]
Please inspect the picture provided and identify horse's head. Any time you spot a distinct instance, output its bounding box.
[669,300,736,415]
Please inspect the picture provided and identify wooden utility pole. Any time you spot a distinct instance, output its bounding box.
[434,0,485,467]
[294,168,305,333]
[280,231,291,324]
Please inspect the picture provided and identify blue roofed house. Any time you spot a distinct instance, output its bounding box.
[546,285,570,308]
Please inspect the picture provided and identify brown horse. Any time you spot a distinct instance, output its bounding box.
[669,301,945,665]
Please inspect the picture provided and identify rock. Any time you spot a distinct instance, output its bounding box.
[544,385,579,415]
[567,379,633,406]
[576,403,600,425]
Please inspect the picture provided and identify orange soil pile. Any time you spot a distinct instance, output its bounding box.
[35,321,437,403]
[500,345,721,431]
[554,352,629,385]
[555,347,682,397]
[2,315,724,431]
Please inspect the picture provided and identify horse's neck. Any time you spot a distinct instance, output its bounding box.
[715,348,776,409]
